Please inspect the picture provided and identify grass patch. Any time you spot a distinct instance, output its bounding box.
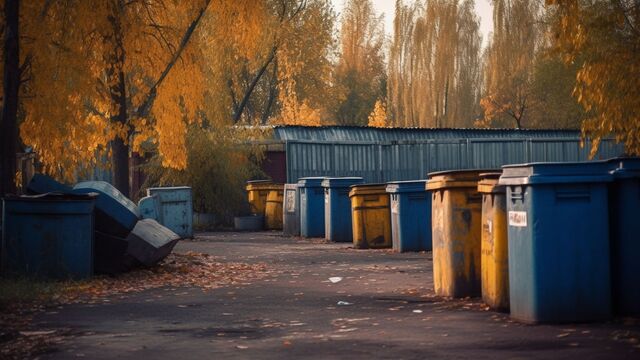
[0,277,64,312]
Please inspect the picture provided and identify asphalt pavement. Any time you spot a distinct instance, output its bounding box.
[35,232,640,359]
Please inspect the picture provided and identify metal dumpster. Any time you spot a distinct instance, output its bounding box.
[73,181,140,238]
[126,219,180,267]
[478,173,509,311]
[144,186,193,238]
[349,184,392,249]
[246,180,275,216]
[426,170,486,298]
[298,177,326,238]
[283,184,300,236]
[386,180,431,252]
[499,161,612,323]
[608,157,640,317]
[323,177,364,242]
[2,193,97,279]
[265,186,284,230]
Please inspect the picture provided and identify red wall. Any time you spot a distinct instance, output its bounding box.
[262,151,286,183]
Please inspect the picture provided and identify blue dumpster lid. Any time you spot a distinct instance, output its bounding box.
[609,157,640,179]
[74,181,141,218]
[499,161,613,185]
[147,186,191,192]
[26,174,73,195]
[321,177,364,188]
[4,192,98,202]
[297,177,325,187]
[386,180,428,193]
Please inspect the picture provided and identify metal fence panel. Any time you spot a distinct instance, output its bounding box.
[285,138,625,183]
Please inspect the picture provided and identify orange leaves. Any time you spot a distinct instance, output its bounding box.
[367,99,388,128]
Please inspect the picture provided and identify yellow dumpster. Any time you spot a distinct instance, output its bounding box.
[349,184,392,249]
[246,180,275,216]
[478,173,509,311]
[265,186,284,230]
[426,170,487,298]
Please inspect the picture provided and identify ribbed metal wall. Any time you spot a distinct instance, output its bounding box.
[285,138,624,183]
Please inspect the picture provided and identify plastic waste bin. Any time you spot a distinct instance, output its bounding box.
[426,170,486,298]
[323,177,364,242]
[298,177,326,238]
[499,161,612,323]
[265,186,284,230]
[143,187,193,238]
[246,180,275,216]
[608,157,640,317]
[478,173,509,311]
[349,184,392,249]
[283,184,300,236]
[2,193,97,279]
[386,180,431,252]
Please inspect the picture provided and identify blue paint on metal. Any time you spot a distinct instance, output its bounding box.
[608,157,640,317]
[125,219,180,267]
[322,177,364,242]
[73,181,140,238]
[386,180,431,252]
[26,174,72,194]
[283,184,300,237]
[138,195,160,221]
[146,187,193,239]
[1,193,96,279]
[279,127,625,183]
[499,161,613,323]
[298,177,326,238]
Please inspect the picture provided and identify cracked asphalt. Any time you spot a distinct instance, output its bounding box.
[35,231,640,359]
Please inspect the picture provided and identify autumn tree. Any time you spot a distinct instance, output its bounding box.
[387,0,482,128]
[18,1,274,196]
[547,0,640,155]
[480,0,542,129]
[367,99,388,127]
[333,0,386,126]
[0,0,19,196]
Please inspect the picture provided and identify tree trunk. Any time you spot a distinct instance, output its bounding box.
[0,0,20,196]
[111,70,129,197]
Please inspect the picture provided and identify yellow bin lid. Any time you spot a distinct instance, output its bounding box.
[348,184,388,197]
[426,169,497,191]
[477,172,505,194]
[246,181,284,191]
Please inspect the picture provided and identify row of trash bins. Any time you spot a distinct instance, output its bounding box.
[1,174,194,279]
[247,157,640,323]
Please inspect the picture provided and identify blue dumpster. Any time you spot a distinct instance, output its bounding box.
[298,177,326,238]
[73,181,140,238]
[322,177,364,242]
[144,187,193,238]
[608,157,640,317]
[386,180,431,252]
[283,183,300,237]
[2,193,96,279]
[499,161,612,323]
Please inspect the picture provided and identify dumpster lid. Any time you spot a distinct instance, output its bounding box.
[426,169,496,191]
[246,182,284,191]
[348,183,388,197]
[3,192,99,202]
[386,180,428,193]
[297,177,325,187]
[498,161,613,185]
[477,173,505,194]
[247,180,272,184]
[609,157,640,179]
[321,177,364,188]
[147,186,191,192]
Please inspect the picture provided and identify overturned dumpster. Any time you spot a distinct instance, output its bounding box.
[20,174,182,276]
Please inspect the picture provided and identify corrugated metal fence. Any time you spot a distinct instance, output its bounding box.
[285,138,624,183]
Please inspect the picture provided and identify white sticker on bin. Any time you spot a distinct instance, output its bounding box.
[508,211,527,227]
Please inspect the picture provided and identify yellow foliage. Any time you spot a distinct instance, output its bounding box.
[367,100,388,128]
[547,0,640,156]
